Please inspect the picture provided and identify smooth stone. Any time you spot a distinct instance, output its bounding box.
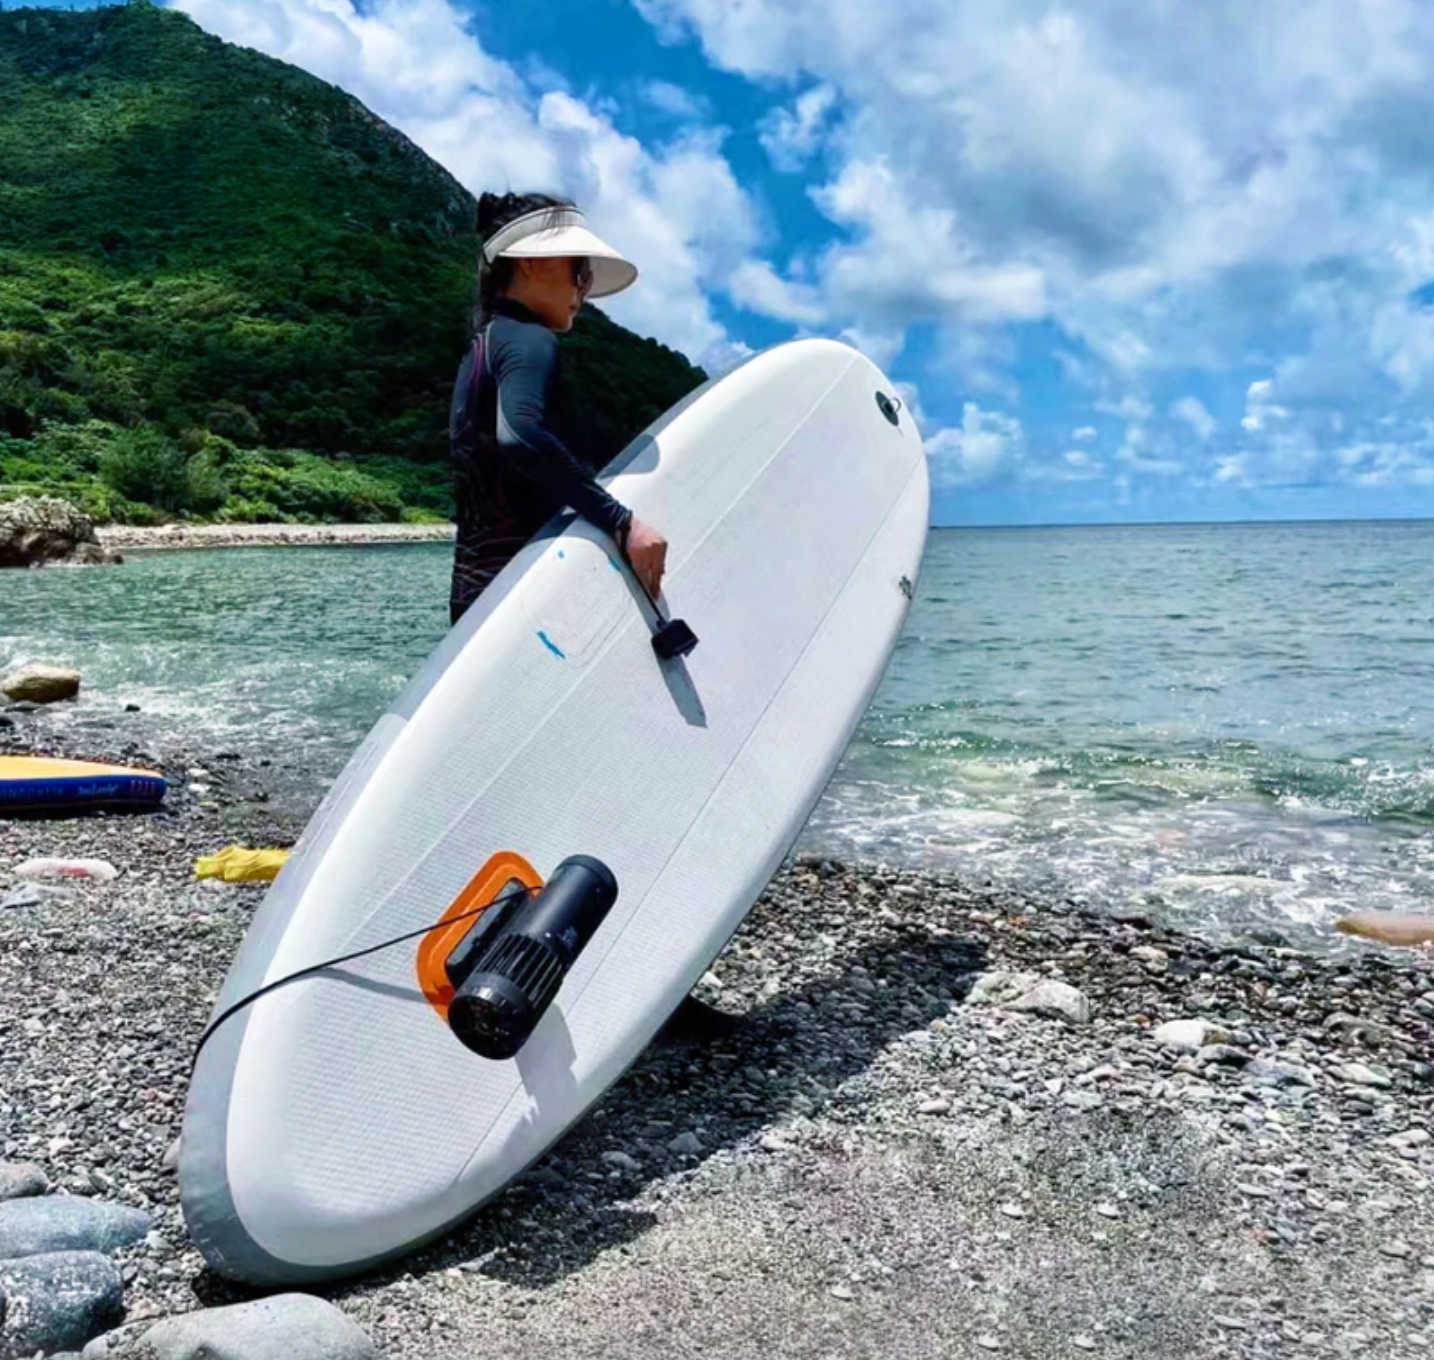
[1247,1058,1315,1088]
[667,1132,704,1156]
[0,1251,123,1359]
[1152,1019,1211,1051]
[1388,1129,1431,1148]
[0,1197,152,1259]
[1004,980,1090,1025]
[0,886,46,911]
[967,971,1044,1007]
[1197,1044,1250,1068]
[0,1164,48,1202]
[1336,912,1434,949]
[128,1294,378,1360]
[1341,1062,1392,1089]
[1,665,81,704]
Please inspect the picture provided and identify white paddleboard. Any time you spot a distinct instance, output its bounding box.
[180,337,929,1283]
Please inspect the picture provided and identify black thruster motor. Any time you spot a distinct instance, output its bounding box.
[445,855,618,1060]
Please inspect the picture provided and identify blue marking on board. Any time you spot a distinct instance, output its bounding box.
[557,550,565,558]
[537,631,566,659]
[608,557,620,571]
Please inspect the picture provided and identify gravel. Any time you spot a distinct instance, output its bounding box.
[2,718,1432,1358]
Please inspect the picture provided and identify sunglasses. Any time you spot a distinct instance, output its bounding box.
[571,257,594,292]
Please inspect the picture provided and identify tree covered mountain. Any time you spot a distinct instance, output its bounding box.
[0,2,705,523]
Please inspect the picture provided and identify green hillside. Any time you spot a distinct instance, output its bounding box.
[0,1,705,524]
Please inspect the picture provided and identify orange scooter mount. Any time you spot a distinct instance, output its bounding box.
[415,852,543,1022]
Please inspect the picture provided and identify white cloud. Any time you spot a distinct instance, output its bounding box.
[1072,426,1098,441]
[1096,394,1154,422]
[728,260,827,325]
[813,158,1047,325]
[1062,450,1105,480]
[1171,396,1216,440]
[924,403,1024,487]
[641,79,711,121]
[759,83,837,172]
[1023,449,1107,482]
[170,0,755,366]
[836,325,905,371]
[1114,424,1184,478]
[1214,453,1250,486]
[1240,378,1290,432]
[634,0,1434,486]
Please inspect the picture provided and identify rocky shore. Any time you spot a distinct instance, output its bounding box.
[94,523,454,552]
[1,712,1431,1358]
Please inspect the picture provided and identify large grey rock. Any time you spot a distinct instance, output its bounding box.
[0,1163,48,1202]
[0,1196,151,1259]
[129,1295,378,1360]
[1,664,81,704]
[0,496,120,569]
[0,1251,124,1359]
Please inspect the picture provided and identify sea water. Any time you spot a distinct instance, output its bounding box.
[6,521,1432,951]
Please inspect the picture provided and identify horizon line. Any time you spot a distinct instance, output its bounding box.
[929,514,1434,531]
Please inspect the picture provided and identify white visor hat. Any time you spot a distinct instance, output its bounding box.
[482,207,638,299]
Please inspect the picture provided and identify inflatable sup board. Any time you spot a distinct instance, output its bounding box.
[181,338,929,1283]
[0,756,166,815]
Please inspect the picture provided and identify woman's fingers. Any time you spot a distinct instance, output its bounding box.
[625,516,668,599]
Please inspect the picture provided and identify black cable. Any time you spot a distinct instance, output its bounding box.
[190,882,539,1068]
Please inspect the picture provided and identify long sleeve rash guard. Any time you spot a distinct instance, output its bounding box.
[448,297,631,621]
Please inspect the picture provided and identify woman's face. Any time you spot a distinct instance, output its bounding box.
[512,256,594,331]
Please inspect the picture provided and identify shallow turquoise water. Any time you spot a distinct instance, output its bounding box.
[5,523,1433,948]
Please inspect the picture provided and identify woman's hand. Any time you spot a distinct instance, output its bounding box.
[623,515,667,599]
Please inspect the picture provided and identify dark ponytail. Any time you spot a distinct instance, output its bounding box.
[473,191,576,329]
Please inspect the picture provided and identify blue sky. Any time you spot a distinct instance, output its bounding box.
[32,0,1434,525]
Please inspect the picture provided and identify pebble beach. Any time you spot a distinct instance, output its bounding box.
[93,523,455,553]
[2,711,1431,1358]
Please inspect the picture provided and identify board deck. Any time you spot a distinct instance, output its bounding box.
[180,338,930,1283]
[0,756,166,814]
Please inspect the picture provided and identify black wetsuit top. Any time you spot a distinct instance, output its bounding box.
[447,297,631,622]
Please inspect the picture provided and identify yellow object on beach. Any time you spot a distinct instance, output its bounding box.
[194,846,290,883]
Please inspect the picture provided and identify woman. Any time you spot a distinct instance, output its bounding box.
[447,192,668,625]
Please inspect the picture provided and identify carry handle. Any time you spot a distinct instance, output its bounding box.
[620,540,698,660]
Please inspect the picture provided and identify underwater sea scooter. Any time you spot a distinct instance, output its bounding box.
[441,855,619,1059]
[195,854,619,1068]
